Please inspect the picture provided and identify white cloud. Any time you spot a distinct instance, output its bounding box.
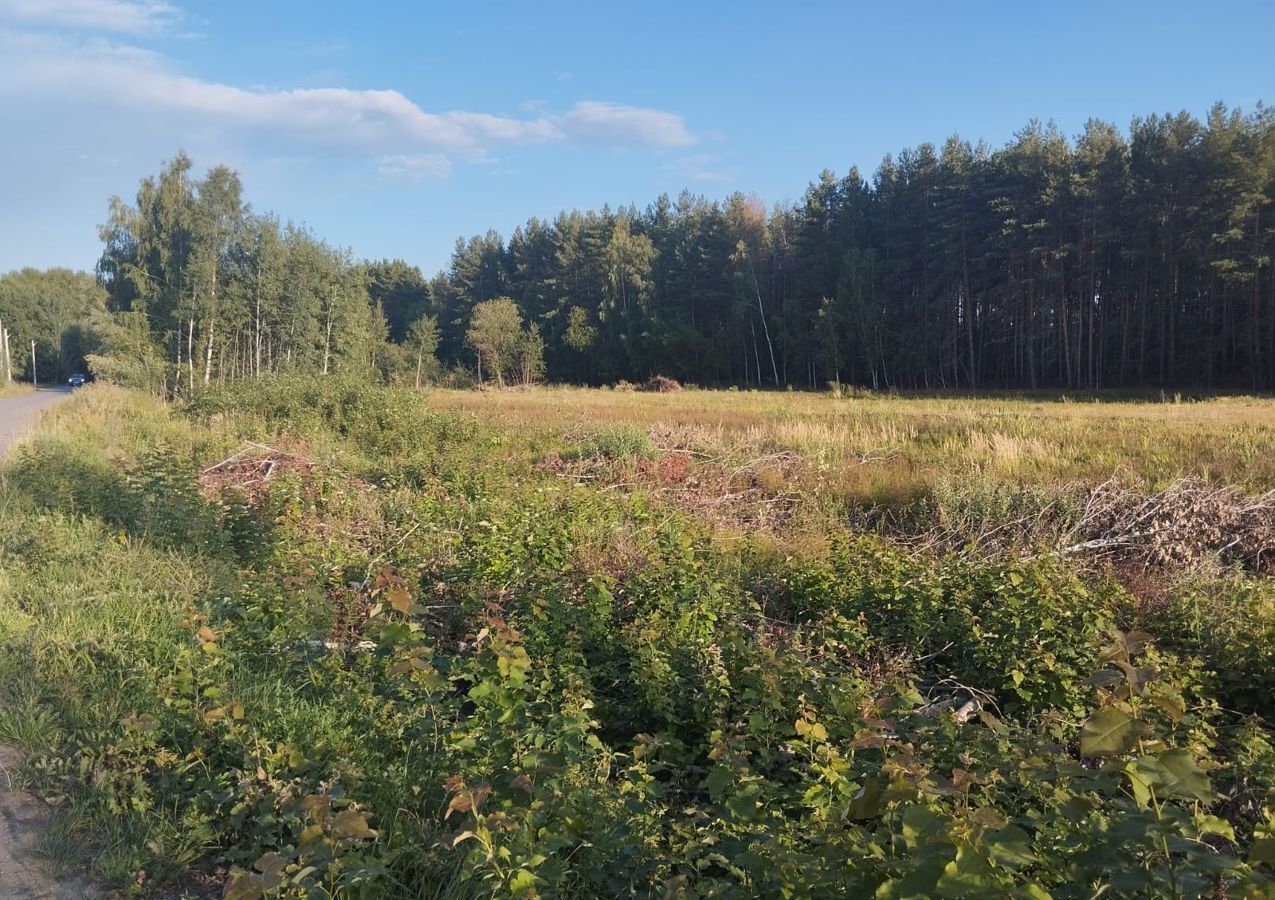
[0,0,179,34]
[0,30,699,163]
[560,101,696,149]
[376,153,452,183]
[664,153,732,183]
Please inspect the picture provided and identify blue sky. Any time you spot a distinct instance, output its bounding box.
[1,0,1272,277]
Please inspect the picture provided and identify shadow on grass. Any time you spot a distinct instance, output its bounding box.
[3,440,272,563]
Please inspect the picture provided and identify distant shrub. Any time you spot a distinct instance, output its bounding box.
[828,382,875,399]
[438,365,477,390]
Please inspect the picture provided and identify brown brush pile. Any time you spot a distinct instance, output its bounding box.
[199,440,315,505]
[1069,477,1275,574]
[638,375,682,393]
[546,423,803,530]
[652,449,803,529]
[872,475,1275,576]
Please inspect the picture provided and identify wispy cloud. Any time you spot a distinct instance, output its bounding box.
[561,101,696,149]
[0,28,698,173]
[0,0,180,34]
[664,153,732,183]
[376,153,452,183]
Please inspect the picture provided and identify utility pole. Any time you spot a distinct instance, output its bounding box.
[2,328,11,385]
[30,340,37,388]
[0,320,7,385]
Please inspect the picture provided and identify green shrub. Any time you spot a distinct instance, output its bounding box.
[566,422,654,462]
[185,375,478,461]
[1128,570,1275,715]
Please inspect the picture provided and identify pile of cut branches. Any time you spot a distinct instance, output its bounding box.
[1065,477,1275,574]
[200,440,314,505]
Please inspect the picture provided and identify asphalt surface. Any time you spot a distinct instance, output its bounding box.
[0,387,72,457]
[0,746,102,899]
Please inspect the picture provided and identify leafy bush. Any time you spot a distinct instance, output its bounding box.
[1127,570,1275,714]
[567,423,654,463]
[185,376,478,461]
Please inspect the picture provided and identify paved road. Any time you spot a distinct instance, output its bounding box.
[0,387,72,457]
[1,745,102,899]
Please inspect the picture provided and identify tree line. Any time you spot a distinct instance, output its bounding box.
[421,102,1274,390]
[4,101,1271,393]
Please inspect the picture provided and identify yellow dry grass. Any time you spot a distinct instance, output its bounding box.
[424,386,1275,492]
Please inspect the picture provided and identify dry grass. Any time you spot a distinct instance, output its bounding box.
[424,387,1275,497]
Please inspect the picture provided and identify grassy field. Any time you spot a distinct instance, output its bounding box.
[1,380,1273,898]
[431,385,1275,486]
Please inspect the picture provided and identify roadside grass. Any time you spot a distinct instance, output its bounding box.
[0,380,1272,897]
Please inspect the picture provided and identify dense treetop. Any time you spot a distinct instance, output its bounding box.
[4,102,1272,391]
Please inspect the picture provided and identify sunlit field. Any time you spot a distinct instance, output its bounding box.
[430,385,1275,489]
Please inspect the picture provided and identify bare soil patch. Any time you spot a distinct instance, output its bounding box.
[0,744,104,899]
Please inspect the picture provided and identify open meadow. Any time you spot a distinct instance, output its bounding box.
[1,380,1274,897]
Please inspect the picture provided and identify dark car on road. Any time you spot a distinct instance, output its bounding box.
[67,373,87,388]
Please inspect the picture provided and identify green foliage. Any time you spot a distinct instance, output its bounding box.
[567,422,654,463]
[1125,570,1275,716]
[1,383,1273,898]
[185,376,477,461]
[465,297,543,387]
[0,267,105,382]
[84,310,168,394]
[426,103,1275,391]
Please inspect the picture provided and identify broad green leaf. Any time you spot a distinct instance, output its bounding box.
[253,852,287,890]
[1079,707,1143,757]
[978,710,1009,735]
[935,843,1002,897]
[1123,763,1152,808]
[254,852,286,877]
[1086,669,1124,687]
[223,870,265,900]
[1249,836,1275,865]
[986,823,1036,870]
[1148,690,1186,722]
[901,803,948,851]
[509,869,538,896]
[1132,750,1214,802]
[846,778,884,820]
[1194,814,1235,841]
